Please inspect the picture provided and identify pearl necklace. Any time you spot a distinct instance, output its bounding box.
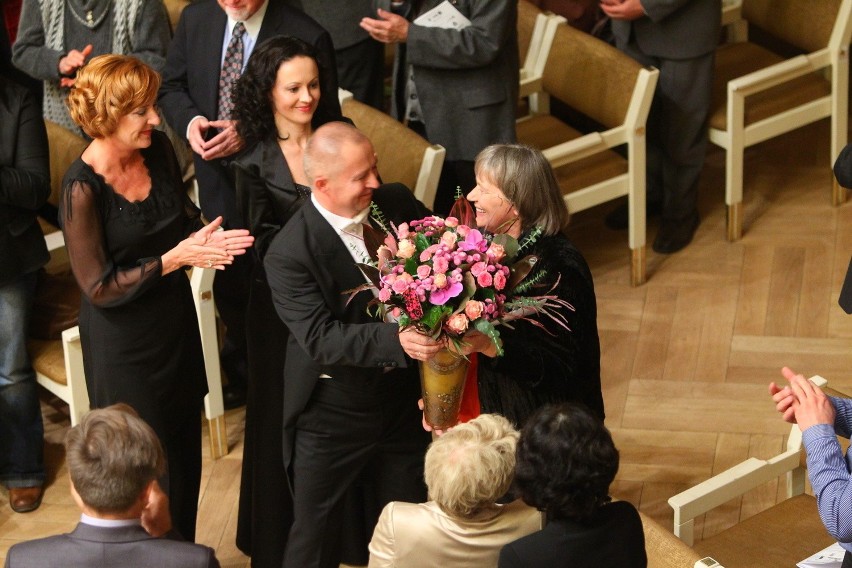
[67,0,110,29]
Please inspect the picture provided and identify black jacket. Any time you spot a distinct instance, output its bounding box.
[0,75,50,287]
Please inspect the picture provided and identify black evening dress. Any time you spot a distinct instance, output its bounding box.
[59,130,206,541]
[478,231,605,427]
[233,137,311,568]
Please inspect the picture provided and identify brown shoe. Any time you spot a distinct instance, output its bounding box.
[9,486,44,513]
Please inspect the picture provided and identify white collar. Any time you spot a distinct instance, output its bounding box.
[226,0,268,39]
[311,194,371,234]
[80,513,141,528]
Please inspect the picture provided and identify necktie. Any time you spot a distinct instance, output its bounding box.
[217,22,246,121]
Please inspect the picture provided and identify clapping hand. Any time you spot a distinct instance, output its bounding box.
[768,367,836,432]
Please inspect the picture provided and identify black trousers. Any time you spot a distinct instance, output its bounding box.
[843,550,852,568]
[283,370,430,568]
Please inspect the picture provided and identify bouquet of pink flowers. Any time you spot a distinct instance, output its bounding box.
[353,203,571,355]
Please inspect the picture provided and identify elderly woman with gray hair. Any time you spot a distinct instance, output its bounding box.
[368,414,542,567]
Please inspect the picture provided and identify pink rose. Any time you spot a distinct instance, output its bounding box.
[464,300,484,320]
[444,217,459,228]
[392,279,409,294]
[446,313,469,334]
[477,271,493,287]
[416,265,432,279]
[433,273,447,289]
[397,239,416,259]
[487,244,506,262]
[470,261,488,277]
[432,256,450,274]
[493,270,506,291]
[441,231,458,249]
[378,287,392,302]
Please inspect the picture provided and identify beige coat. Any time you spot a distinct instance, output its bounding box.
[368,499,543,568]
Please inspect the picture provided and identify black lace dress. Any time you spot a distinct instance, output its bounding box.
[478,232,605,426]
[59,131,206,541]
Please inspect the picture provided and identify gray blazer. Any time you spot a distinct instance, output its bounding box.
[4,523,219,568]
[379,0,519,162]
[610,0,721,60]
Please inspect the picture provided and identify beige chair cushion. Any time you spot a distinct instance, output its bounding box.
[28,339,67,386]
[694,494,833,568]
[743,0,838,53]
[45,120,87,208]
[342,99,429,194]
[517,115,628,199]
[542,24,642,130]
[709,42,831,131]
[163,0,190,31]
[640,511,703,568]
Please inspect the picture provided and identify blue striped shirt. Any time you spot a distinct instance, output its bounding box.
[802,396,852,552]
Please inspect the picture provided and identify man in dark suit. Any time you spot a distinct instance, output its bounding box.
[264,122,441,568]
[361,0,519,215]
[0,74,49,514]
[158,0,340,406]
[4,405,219,568]
[602,0,721,254]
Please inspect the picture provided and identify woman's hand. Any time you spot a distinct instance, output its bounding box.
[161,217,250,274]
[448,330,498,358]
[418,398,447,436]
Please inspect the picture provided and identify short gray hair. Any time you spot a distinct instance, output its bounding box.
[65,404,165,513]
[424,414,519,518]
[474,144,569,235]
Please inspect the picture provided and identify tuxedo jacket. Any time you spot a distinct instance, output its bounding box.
[610,0,721,60]
[158,0,340,225]
[263,183,430,475]
[0,76,50,287]
[377,0,519,162]
[3,523,219,568]
[368,500,542,568]
[498,501,647,568]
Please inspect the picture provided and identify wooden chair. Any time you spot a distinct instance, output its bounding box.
[339,89,446,209]
[516,25,658,285]
[162,0,190,32]
[709,0,852,240]
[668,375,837,567]
[517,0,566,115]
[190,266,228,459]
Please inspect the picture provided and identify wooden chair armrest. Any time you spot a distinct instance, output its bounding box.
[727,52,827,97]
[720,0,742,27]
[44,230,65,253]
[542,129,629,169]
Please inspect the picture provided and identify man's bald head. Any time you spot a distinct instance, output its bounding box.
[303,122,373,185]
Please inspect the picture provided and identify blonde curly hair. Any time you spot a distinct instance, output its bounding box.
[66,54,160,138]
[424,413,519,518]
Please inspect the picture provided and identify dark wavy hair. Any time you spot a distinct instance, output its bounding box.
[233,36,320,148]
[514,402,618,522]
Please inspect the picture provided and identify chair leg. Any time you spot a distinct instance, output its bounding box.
[833,178,848,206]
[630,246,646,286]
[208,415,227,460]
[727,202,743,241]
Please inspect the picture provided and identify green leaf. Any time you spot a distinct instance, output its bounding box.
[421,304,451,332]
[398,314,411,328]
[473,318,504,357]
[415,232,431,253]
[404,256,418,275]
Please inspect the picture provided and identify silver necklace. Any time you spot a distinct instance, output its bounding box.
[67,0,110,29]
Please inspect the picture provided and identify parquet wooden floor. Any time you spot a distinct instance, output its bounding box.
[1,118,850,566]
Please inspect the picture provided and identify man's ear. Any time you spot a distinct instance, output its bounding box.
[314,175,329,195]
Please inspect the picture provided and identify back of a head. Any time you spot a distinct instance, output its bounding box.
[65,404,165,514]
[424,414,519,518]
[514,402,618,522]
[303,121,371,185]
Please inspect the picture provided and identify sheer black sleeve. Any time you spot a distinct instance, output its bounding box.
[60,179,163,308]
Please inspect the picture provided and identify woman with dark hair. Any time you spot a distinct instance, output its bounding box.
[457,143,604,427]
[230,35,345,567]
[499,402,646,567]
[61,54,253,540]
